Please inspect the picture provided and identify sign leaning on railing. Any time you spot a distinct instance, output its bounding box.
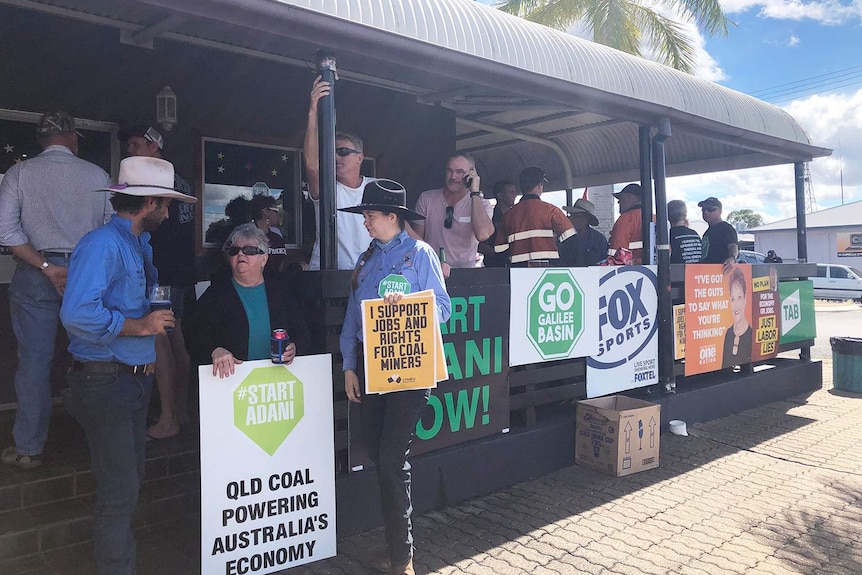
[778,280,816,344]
[199,356,336,574]
[586,266,659,397]
[684,264,780,376]
[508,268,602,366]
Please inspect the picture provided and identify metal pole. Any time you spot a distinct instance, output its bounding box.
[317,52,338,270]
[794,161,811,361]
[794,162,808,264]
[652,119,674,393]
[639,126,653,263]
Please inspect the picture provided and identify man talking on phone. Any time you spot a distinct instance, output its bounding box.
[412,153,494,274]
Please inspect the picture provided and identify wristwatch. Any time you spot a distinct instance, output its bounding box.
[40,261,49,270]
[470,191,482,198]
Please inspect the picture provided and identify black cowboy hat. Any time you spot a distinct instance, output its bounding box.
[338,179,425,221]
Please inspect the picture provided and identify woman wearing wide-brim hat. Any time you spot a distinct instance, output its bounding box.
[339,179,451,575]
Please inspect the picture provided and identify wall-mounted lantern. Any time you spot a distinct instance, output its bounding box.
[156,86,177,132]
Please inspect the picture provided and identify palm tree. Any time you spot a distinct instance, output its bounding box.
[497,0,733,73]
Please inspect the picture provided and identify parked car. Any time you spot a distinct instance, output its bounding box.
[737,250,766,264]
[812,264,862,301]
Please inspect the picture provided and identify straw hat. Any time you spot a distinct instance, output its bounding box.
[97,157,196,202]
[563,198,599,227]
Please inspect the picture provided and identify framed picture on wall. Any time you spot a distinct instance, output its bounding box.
[201,137,300,248]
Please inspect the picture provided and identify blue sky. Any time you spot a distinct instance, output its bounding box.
[478,0,862,223]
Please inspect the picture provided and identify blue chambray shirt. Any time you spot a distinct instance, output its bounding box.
[340,231,451,372]
[60,215,159,364]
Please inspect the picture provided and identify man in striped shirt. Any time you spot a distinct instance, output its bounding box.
[494,167,574,266]
[0,111,112,469]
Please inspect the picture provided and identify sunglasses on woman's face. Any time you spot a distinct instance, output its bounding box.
[443,206,455,229]
[226,245,266,256]
[335,147,361,157]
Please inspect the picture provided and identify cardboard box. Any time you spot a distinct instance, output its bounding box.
[576,396,660,477]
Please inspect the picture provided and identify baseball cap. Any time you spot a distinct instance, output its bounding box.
[36,111,80,137]
[117,125,164,150]
[519,167,548,192]
[697,197,722,209]
[612,183,643,199]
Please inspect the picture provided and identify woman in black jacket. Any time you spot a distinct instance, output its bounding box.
[189,223,309,378]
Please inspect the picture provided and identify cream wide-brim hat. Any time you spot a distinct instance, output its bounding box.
[97,156,197,203]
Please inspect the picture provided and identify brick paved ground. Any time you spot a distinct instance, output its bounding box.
[287,359,862,575]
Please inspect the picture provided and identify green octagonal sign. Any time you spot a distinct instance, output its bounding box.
[527,269,585,360]
[234,366,304,455]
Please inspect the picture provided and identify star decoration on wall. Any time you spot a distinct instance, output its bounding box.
[245,162,252,171]
[281,154,288,162]
[217,152,224,160]
[4,144,12,153]
[218,166,225,173]
[271,169,278,176]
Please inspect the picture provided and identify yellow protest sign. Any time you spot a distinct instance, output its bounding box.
[673,304,685,360]
[362,290,441,394]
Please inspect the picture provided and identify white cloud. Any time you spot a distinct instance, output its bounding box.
[669,88,862,220]
[787,34,800,46]
[690,24,728,81]
[719,0,861,25]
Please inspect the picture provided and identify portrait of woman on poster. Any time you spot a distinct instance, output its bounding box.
[722,265,752,368]
[338,179,450,575]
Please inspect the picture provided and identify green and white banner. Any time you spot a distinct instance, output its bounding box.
[779,280,817,344]
[199,356,336,574]
[509,268,602,366]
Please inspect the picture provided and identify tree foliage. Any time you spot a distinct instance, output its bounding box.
[497,0,733,73]
[726,209,764,230]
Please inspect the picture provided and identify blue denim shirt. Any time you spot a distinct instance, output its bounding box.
[61,215,159,364]
[340,231,451,372]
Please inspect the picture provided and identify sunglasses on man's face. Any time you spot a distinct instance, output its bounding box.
[702,207,718,213]
[444,206,455,229]
[226,245,266,256]
[335,147,361,157]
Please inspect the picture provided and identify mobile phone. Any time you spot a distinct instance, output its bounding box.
[463,175,473,188]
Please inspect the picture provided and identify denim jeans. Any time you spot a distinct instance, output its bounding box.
[361,388,430,566]
[8,257,67,455]
[64,369,153,575]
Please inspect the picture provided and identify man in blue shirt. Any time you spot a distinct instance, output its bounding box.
[60,156,196,575]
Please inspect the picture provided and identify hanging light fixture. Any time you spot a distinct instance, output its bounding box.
[156,86,177,132]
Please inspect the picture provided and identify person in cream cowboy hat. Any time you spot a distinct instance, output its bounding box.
[338,179,449,575]
[560,198,609,267]
[59,155,195,575]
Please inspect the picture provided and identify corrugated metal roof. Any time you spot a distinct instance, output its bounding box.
[751,200,862,232]
[281,0,811,146]
[2,0,831,189]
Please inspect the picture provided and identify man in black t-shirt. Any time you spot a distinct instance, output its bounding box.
[698,196,738,264]
[667,200,702,263]
[120,125,194,439]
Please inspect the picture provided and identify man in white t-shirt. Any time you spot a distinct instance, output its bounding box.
[412,154,494,272]
[304,76,373,270]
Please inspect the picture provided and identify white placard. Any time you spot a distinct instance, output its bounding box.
[199,355,336,574]
[508,267,602,366]
[586,266,659,397]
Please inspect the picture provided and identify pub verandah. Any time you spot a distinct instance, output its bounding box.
[0,0,828,566]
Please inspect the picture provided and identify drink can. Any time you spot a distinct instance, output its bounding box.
[271,329,290,363]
